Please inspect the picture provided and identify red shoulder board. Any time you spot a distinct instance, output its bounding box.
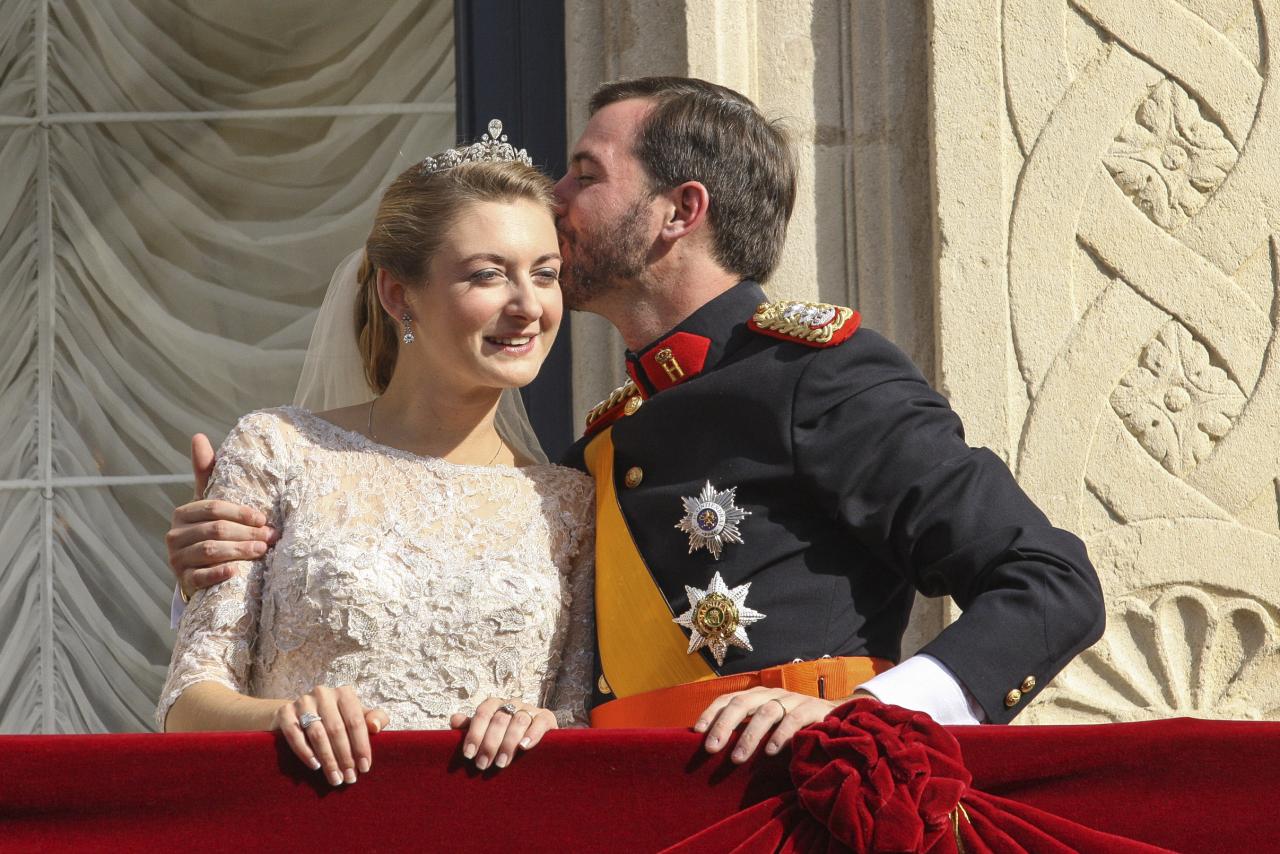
[584,380,642,436]
[747,300,860,348]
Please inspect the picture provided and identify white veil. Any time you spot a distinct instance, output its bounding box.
[293,248,548,464]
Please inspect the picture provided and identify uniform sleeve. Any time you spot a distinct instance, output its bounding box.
[548,476,595,728]
[793,334,1105,723]
[154,411,291,730]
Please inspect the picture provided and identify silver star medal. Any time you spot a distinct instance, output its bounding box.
[673,571,765,666]
[676,481,751,560]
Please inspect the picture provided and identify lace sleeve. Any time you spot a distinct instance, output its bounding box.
[154,410,292,730]
[549,477,595,728]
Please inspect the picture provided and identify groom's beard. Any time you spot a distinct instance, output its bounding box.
[559,198,652,311]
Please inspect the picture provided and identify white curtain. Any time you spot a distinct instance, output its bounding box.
[0,0,455,733]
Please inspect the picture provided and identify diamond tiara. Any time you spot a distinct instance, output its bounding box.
[420,119,533,175]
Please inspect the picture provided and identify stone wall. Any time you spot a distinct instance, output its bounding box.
[565,1,1279,722]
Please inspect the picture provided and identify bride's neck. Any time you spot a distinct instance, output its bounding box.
[371,368,505,464]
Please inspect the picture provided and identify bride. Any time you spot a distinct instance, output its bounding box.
[157,126,594,789]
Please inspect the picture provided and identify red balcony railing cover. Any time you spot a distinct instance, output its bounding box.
[2,710,1276,853]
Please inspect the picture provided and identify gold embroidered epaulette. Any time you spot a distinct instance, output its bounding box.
[584,379,642,435]
[748,300,860,347]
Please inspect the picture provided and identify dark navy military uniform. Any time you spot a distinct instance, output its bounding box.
[562,280,1104,724]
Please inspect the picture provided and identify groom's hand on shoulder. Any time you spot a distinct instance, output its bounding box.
[165,433,276,597]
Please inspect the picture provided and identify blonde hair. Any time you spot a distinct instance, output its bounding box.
[354,160,556,394]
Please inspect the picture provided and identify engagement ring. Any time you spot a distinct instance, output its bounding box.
[498,703,519,716]
[299,712,322,729]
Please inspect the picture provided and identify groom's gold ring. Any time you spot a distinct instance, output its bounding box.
[768,698,789,717]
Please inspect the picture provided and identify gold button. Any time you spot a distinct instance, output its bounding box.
[1004,688,1023,708]
[1021,676,1036,693]
[623,396,643,415]
[624,466,644,488]
[597,674,612,695]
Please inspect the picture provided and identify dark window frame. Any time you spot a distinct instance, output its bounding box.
[455,0,574,460]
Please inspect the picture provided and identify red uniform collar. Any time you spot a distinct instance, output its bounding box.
[625,280,765,398]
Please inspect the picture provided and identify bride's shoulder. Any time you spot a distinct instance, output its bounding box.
[220,406,314,453]
[523,461,592,490]
[521,463,594,518]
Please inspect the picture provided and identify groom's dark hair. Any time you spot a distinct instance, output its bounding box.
[589,76,796,284]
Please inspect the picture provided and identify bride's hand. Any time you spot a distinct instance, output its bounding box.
[272,685,390,787]
[450,697,558,771]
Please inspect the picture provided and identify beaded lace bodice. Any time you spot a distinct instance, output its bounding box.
[157,406,595,731]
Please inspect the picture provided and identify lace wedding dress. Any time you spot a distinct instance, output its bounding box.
[156,406,595,730]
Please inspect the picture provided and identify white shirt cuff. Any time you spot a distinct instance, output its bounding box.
[170,585,186,629]
[858,653,985,725]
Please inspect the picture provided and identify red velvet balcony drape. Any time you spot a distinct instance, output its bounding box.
[2,716,1276,853]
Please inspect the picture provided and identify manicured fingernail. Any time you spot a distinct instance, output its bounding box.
[251,541,267,555]
[765,743,779,755]
[732,749,746,761]
[475,756,489,770]
[308,758,321,771]
[520,738,531,749]
[693,721,708,732]
[344,768,357,784]
[251,512,266,526]
[463,744,477,759]
[358,758,370,773]
[328,770,343,786]
[495,753,509,768]
[706,736,720,748]
[371,721,382,734]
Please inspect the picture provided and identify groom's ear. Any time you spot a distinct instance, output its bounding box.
[658,180,711,242]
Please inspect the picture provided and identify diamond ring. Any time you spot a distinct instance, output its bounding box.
[299,712,322,729]
[498,703,519,716]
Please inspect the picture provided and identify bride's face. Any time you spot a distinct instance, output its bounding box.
[408,198,562,392]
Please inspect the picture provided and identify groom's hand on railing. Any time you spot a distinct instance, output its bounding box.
[165,433,277,599]
[451,697,558,772]
[695,687,877,764]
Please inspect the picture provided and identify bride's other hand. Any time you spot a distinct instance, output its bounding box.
[272,685,390,787]
[450,697,557,771]
[166,433,277,598]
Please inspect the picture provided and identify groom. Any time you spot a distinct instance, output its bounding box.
[166,77,1104,762]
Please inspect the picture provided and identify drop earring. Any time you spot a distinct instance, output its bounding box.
[401,312,415,345]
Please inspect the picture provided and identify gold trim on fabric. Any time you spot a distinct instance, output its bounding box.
[751,300,855,345]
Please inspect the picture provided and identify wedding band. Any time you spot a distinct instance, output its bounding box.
[768,698,789,717]
[299,712,322,729]
[498,703,519,716]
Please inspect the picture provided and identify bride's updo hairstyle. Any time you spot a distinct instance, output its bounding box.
[354,159,555,394]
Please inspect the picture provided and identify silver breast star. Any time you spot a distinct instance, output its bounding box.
[673,571,765,666]
[675,481,751,560]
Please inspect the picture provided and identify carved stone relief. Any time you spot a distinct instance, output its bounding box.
[933,0,1280,722]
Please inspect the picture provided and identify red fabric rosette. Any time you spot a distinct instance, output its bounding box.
[663,698,1176,854]
[789,700,970,852]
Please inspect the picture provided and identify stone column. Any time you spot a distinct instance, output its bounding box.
[931,0,1280,722]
